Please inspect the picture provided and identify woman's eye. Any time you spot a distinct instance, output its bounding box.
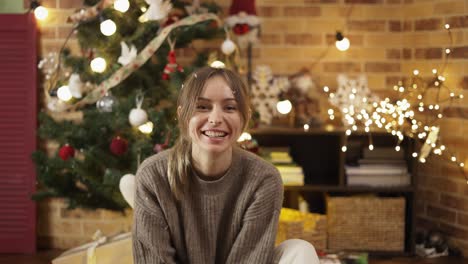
[196,105,209,110]
[225,105,237,111]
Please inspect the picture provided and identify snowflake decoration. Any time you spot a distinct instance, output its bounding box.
[328,74,380,128]
[251,65,290,124]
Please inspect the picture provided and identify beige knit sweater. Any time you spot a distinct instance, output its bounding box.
[132,147,283,264]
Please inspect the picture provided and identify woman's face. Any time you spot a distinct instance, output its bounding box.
[187,75,243,156]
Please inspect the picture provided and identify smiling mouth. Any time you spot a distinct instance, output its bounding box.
[202,130,228,138]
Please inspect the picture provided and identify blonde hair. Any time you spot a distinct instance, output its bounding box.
[167,67,250,200]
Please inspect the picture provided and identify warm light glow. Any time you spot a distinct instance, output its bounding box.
[323,86,330,93]
[303,124,310,131]
[57,85,72,101]
[341,146,347,152]
[114,0,130,12]
[419,158,426,163]
[451,156,457,162]
[412,152,418,158]
[34,6,48,20]
[100,19,117,36]
[210,60,225,68]
[445,24,450,29]
[369,144,374,150]
[277,100,292,114]
[138,121,154,134]
[395,146,401,152]
[336,37,350,51]
[237,132,252,142]
[432,69,437,74]
[413,69,419,76]
[90,57,107,73]
[445,49,451,54]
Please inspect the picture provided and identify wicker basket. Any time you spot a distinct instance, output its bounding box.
[276,208,327,249]
[327,196,405,252]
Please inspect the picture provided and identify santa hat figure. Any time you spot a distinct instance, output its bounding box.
[225,0,260,47]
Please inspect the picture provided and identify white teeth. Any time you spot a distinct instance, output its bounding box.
[204,131,227,137]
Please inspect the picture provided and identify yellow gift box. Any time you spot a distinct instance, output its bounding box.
[52,231,133,264]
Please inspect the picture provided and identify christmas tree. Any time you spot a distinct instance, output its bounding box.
[32,0,227,211]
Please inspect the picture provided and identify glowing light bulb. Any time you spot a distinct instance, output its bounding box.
[395,146,401,152]
[57,85,72,101]
[445,49,451,54]
[341,146,347,152]
[34,6,48,21]
[100,19,117,36]
[419,158,426,163]
[303,124,310,131]
[336,37,350,51]
[445,24,450,29]
[323,86,330,93]
[237,132,252,142]
[210,60,225,68]
[90,57,107,73]
[346,129,351,136]
[461,163,465,168]
[114,0,130,12]
[138,121,154,134]
[412,152,418,158]
[451,156,457,162]
[413,69,419,75]
[277,100,292,114]
[369,144,374,151]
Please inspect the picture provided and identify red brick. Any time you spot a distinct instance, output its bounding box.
[427,205,456,223]
[349,20,386,32]
[285,34,322,45]
[414,48,443,59]
[260,34,282,45]
[402,48,412,59]
[420,177,459,193]
[450,46,468,59]
[365,62,400,73]
[386,49,401,59]
[284,7,321,17]
[39,27,56,39]
[443,107,468,119]
[458,213,468,227]
[418,189,440,204]
[345,0,383,3]
[446,16,468,29]
[305,0,338,3]
[257,6,282,17]
[386,0,401,3]
[389,21,402,32]
[440,194,468,211]
[415,216,439,230]
[462,76,468,90]
[415,18,443,31]
[323,62,361,73]
[57,26,75,39]
[439,223,468,240]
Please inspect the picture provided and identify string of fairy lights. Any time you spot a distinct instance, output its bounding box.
[322,23,466,181]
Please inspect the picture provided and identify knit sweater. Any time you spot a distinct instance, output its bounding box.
[132,147,283,264]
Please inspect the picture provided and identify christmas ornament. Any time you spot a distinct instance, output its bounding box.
[221,37,236,55]
[114,0,130,13]
[59,144,75,160]
[129,92,148,127]
[110,136,128,156]
[68,73,83,99]
[251,65,290,124]
[162,38,184,80]
[90,57,107,73]
[141,0,172,21]
[118,41,137,66]
[57,85,72,102]
[96,92,117,112]
[119,174,136,208]
[67,0,113,24]
[225,0,260,47]
[100,18,117,36]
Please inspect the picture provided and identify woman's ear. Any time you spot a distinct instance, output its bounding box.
[177,106,182,119]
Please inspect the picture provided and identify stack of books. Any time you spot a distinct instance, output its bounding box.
[263,147,304,186]
[345,147,411,187]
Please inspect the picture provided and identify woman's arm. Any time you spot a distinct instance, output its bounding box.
[225,173,284,264]
[132,167,178,264]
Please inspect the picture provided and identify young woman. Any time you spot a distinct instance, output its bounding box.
[132,66,319,263]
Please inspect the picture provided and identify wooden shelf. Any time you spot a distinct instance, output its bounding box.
[284,185,415,193]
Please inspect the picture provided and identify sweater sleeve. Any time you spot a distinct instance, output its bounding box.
[225,170,284,264]
[132,166,178,264]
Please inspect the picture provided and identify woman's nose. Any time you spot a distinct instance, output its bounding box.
[208,107,222,125]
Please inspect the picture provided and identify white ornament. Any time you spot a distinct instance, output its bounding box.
[251,65,290,124]
[129,108,148,127]
[142,0,172,21]
[90,57,106,73]
[129,93,148,127]
[68,73,83,98]
[119,174,136,208]
[221,38,236,55]
[118,41,138,66]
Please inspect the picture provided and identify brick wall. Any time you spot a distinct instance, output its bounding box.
[29,0,467,253]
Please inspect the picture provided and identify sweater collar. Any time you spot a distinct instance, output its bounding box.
[190,147,241,195]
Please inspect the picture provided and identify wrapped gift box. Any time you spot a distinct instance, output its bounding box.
[52,232,133,264]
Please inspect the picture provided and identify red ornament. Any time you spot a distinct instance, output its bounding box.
[232,23,250,35]
[110,136,128,156]
[59,144,75,161]
[162,47,184,80]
